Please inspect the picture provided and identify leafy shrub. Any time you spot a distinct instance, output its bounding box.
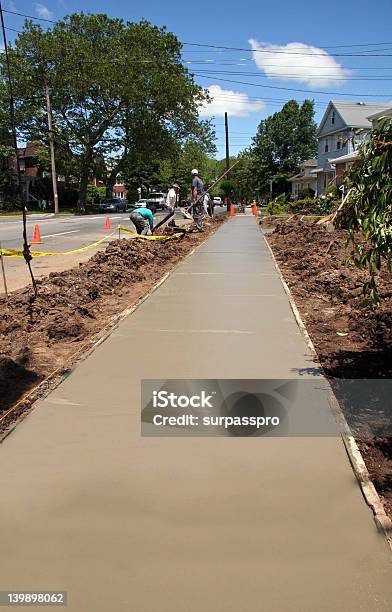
[266,192,290,214]
[324,183,339,198]
[337,116,392,304]
[288,197,323,214]
[297,187,315,199]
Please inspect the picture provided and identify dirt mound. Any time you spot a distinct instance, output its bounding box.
[266,216,392,519]
[0,216,226,427]
[267,217,392,378]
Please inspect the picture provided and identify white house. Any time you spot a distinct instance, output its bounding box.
[313,101,392,194]
[287,159,318,197]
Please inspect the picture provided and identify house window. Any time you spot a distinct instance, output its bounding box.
[324,139,329,153]
[337,139,341,150]
[332,111,335,125]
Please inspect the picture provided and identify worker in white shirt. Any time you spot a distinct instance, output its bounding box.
[165,183,179,211]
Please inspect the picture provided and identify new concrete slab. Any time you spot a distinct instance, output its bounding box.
[0,216,391,611]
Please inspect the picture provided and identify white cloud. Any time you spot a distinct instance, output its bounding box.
[199,85,265,117]
[249,38,351,87]
[33,3,53,20]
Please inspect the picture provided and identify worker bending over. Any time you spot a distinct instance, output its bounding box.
[129,205,154,235]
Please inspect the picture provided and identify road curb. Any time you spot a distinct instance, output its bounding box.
[260,222,392,549]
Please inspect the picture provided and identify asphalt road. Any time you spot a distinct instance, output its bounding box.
[0,212,148,252]
[0,207,227,252]
[0,208,227,294]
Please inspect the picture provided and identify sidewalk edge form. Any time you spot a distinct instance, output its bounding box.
[260,222,392,549]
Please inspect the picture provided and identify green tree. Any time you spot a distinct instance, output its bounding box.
[3,13,213,209]
[250,99,317,197]
[337,118,392,304]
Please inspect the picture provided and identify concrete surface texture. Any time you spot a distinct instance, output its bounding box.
[0,216,391,611]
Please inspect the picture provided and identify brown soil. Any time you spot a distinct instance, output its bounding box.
[263,216,392,520]
[0,217,226,433]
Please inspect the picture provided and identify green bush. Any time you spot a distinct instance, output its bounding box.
[288,197,320,213]
[324,183,339,197]
[266,192,290,214]
[266,201,288,214]
[297,187,315,199]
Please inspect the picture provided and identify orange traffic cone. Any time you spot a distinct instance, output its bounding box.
[104,215,112,230]
[230,203,235,217]
[31,223,42,244]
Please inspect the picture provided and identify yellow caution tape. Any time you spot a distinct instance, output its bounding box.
[0,224,184,258]
[118,225,183,241]
[0,231,117,258]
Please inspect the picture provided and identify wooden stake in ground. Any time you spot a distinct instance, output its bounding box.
[0,242,8,298]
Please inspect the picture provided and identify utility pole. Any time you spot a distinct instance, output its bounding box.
[225,112,230,172]
[0,0,37,294]
[45,85,59,214]
[225,112,230,211]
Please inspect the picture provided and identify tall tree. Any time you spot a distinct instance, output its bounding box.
[3,13,214,209]
[250,100,317,196]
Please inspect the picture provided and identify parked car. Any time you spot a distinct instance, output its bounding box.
[213,196,222,205]
[130,199,149,209]
[99,198,127,213]
[146,192,166,213]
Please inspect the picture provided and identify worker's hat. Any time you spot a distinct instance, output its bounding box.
[191,168,198,175]
[172,183,179,188]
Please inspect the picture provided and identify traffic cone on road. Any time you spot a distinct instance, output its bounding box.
[230,203,235,217]
[104,215,112,230]
[31,224,42,244]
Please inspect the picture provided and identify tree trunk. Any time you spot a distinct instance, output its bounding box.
[105,179,115,199]
[77,170,89,211]
[77,151,93,210]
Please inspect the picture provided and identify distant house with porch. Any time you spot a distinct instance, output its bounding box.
[112,175,128,200]
[367,106,392,129]
[313,101,392,194]
[287,159,317,197]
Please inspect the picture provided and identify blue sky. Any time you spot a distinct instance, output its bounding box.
[3,0,392,158]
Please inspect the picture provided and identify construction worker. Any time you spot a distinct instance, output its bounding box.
[191,169,204,232]
[166,183,179,211]
[129,205,154,235]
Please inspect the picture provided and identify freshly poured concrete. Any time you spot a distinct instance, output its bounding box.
[0,217,391,611]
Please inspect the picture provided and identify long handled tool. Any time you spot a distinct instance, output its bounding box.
[152,158,242,233]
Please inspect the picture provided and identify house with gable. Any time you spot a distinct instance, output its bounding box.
[287,159,318,198]
[312,101,392,194]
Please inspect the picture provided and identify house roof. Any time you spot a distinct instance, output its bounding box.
[317,101,392,136]
[300,159,317,167]
[367,107,392,122]
[328,150,359,165]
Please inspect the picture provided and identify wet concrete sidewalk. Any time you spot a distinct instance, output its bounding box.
[0,216,391,611]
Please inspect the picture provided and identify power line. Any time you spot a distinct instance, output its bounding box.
[183,42,392,58]
[3,8,55,23]
[195,74,392,97]
[184,61,392,71]
[191,68,392,81]
[3,9,392,58]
